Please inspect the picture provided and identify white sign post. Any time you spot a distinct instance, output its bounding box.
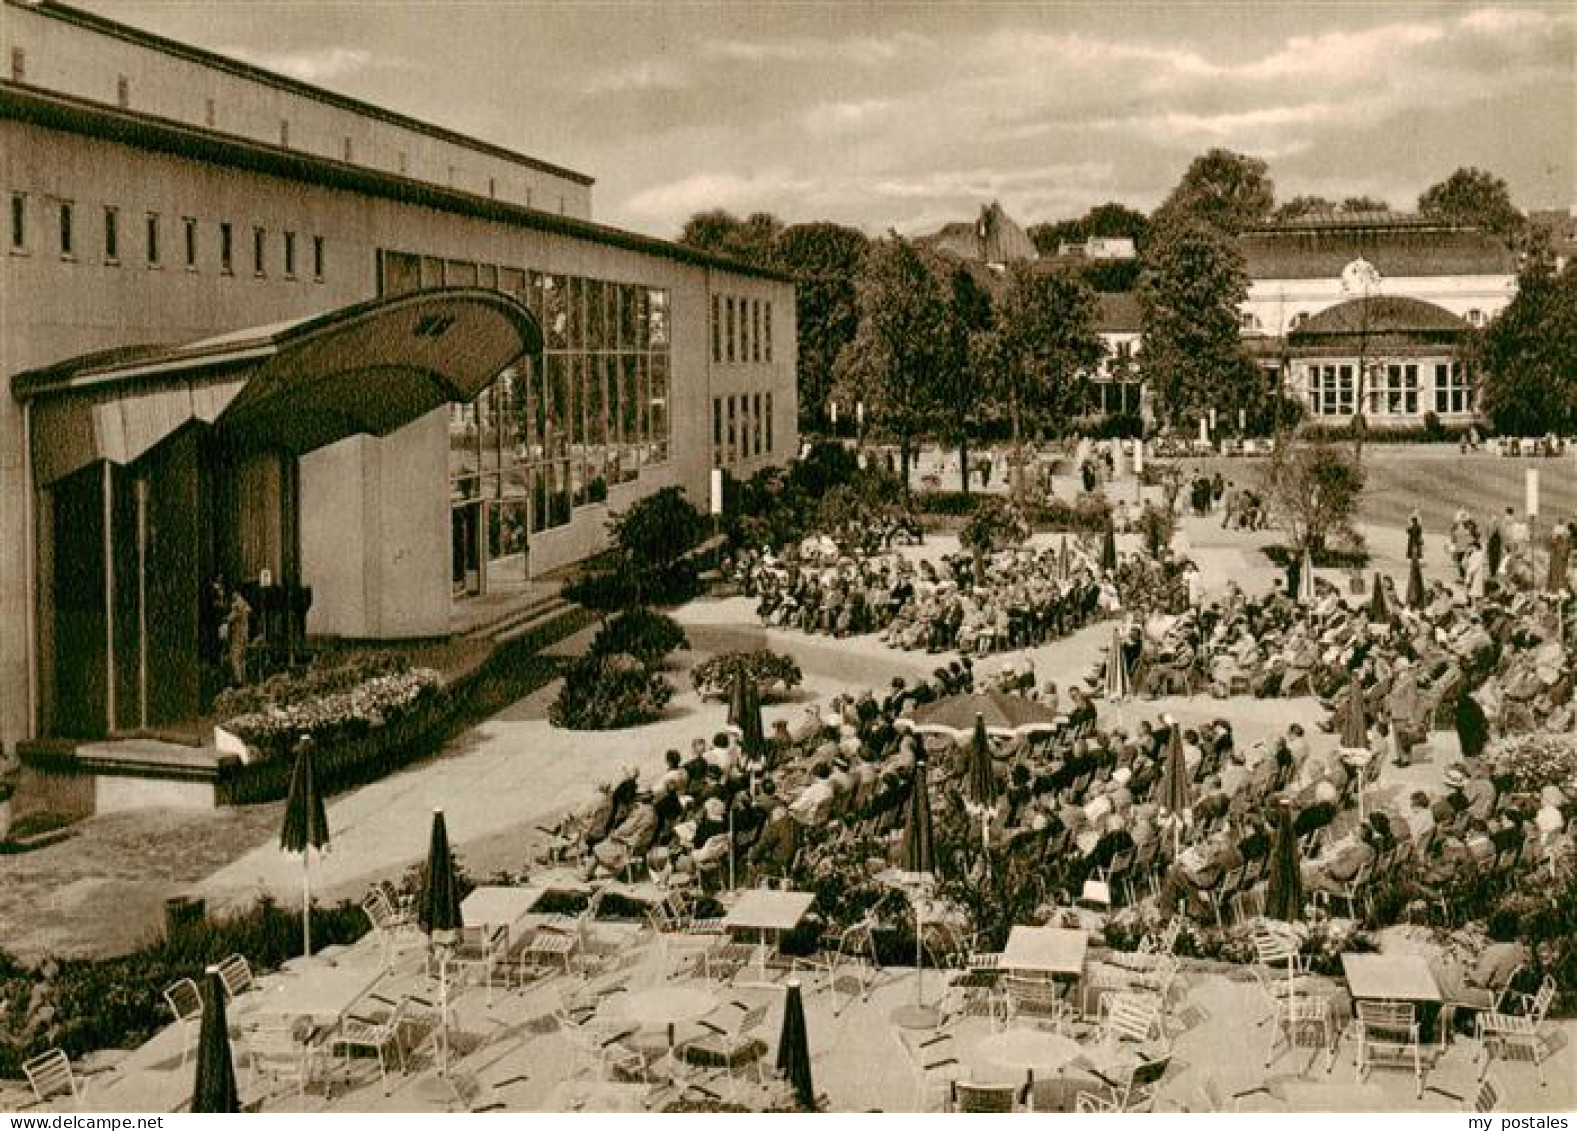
[710,467,725,517]
[1525,467,1540,518]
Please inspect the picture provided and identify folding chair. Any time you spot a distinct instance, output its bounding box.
[1077,1053,1171,1112]
[1476,975,1557,1088]
[21,1050,84,1110]
[951,1080,1023,1112]
[163,977,205,1069]
[1355,1000,1425,1098]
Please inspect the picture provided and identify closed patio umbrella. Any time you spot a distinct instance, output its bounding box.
[1367,572,1390,624]
[192,966,240,1113]
[1297,547,1317,604]
[279,735,330,957]
[890,756,938,1029]
[1406,556,1426,609]
[776,979,816,1111]
[1550,529,1570,594]
[1265,806,1303,924]
[1156,723,1191,856]
[419,808,464,1076]
[965,715,996,809]
[740,674,766,761]
[1101,524,1118,575]
[1104,624,1131,702]
[1339,678,1368,750]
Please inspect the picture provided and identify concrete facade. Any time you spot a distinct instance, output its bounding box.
[0,4,797,753]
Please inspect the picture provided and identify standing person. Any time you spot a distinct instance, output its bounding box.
[1450,510,1473,580]
[1464,539,1488,602]
[979,452,993,490]
[1456,690,1490,762]
[1487,510,1506,577]
[1211,471,1225,513]
[1406,511,1425,562]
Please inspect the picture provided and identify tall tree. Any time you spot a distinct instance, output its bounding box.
[1418,167,1524,240]
[833,237,952,494]
[1083,202,1151,246]
[1027,218,1087,256]
[1138,219,1257,429]
[1153,148,1275,236]
[677,209,783,266]
[1341,196,1391,213]
[931,261,995,493]
[774,221,870,430]
[1478,258,1577,435]
[982,263,1102,499]
[1273,195,1337,221]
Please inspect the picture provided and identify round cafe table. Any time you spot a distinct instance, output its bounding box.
[614,986,722,1030]
[974,1030,1083,1077]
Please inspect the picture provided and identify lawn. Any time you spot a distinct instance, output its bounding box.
[1176,445,1577,535]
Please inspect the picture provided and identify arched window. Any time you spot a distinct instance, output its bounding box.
[1240,312,1262,332]
[1465,308,1484,327]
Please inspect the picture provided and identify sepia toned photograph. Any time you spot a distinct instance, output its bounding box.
[0,0,1573,1115]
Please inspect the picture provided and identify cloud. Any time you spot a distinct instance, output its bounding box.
[579,58,691,95]
[226,46,374,84]
[1458,6,1553,34]
[623,169,814,226]
[801,98,895,134]
[701,34,921,66]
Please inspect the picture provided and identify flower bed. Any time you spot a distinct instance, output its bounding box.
[691,650,804,701]
[550,653,674,730]
[1488,732,1577,797]
[219,666,444,760]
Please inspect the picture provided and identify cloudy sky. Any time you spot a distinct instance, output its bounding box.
[85,1,1575,238]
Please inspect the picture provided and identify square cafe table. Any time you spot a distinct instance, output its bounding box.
[1001,926,1089,979]
[1341,952,1444,1045]
[244,960,386,1032]
[461,885,543,943]
[722,889,816,978]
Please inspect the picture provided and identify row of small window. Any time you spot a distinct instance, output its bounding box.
[8,193,325,278]
[713,392,774,467]
[1307,362,1474,417]
[381,250,670,353]
[1242,308,1487,331]
[710,294,773,366]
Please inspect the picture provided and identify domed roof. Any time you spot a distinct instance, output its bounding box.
[1296,296,1467,336]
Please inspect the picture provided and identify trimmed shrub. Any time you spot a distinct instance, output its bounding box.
[549,654,674,730]
[587,608,689,669]
[913,490,981,516]
[691,650,804,701]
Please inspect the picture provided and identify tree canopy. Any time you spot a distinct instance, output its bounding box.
[1028,201,1151,255]
[677,209,784,266]
[774,221,871,429]
[979,263,1101,492]
[1478,258,1577,435]
[1138,219,1258,427]
[833,236,955,485]
[1153,148,1275,236]
[1418,167,1524,239]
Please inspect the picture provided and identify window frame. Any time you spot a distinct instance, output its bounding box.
[145,212,161,267]
[183,216,198,270]
[252,226,266,276]
[219,222,233,274]
[58,199,73,258]
[283,230,297,279]
[9,192,25,253]
[103,205,118,263]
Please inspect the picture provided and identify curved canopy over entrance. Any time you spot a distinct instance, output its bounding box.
[18,287,541,484]
[18,289,540,742]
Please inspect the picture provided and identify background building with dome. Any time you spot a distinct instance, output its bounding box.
[1237,211,1519,427]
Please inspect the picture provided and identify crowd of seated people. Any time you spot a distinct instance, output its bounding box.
[731,542,1115,656]
[730,533,1197,659]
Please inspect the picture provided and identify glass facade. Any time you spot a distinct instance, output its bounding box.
[378,249,671,596]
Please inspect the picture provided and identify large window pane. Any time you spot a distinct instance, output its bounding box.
[586,279,605,351]
[543,274,567,349]
[487,500,529,587]
[566,276,584,349]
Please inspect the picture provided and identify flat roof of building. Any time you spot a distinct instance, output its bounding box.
[8,0,595,186]
[0,81,794,284]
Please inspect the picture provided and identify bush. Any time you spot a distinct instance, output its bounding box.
[913,490,981,516]
[1258,439,1366,556]
[1025,494,1111,533]
[609,486,708,603]
[0,897,368,1077]
[691,650,804,701]
[1136,502,1177,558]
[549,654,674,730]
[587,608,689,669]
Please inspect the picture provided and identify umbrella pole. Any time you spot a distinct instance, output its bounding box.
[302,850,312,958]
[728,807,736,892]
[914,898,924,1009]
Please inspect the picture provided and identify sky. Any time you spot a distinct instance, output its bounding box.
[82,1,1576,240]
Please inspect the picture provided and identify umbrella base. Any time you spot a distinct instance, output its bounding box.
[890,1004,942,1030]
